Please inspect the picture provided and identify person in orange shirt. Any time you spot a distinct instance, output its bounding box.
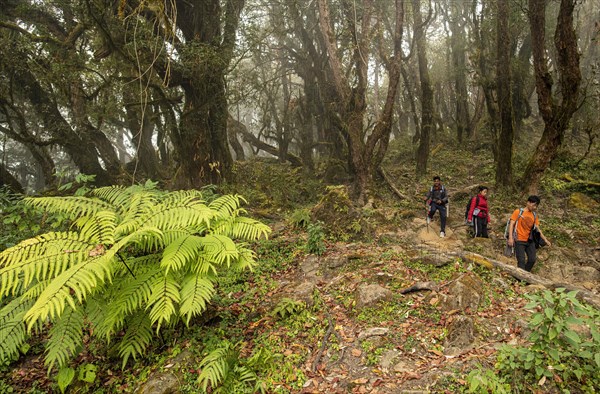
[507,195,551,272]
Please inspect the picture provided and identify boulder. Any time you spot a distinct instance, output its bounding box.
[440,274,484,313]
[444,315,475,355]
[354,283,393,308]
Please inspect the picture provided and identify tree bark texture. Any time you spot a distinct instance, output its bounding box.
[413,0,434,177]
[522,0,581,193]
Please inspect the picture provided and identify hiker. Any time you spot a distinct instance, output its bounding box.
[425,176,449,238]
[466,186,490,238]
[507,195,552,272]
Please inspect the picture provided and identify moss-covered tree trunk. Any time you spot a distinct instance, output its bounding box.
[522,0,581,193]
[413,0,434,177]
[495,0,514,188]
[169,0,243,188]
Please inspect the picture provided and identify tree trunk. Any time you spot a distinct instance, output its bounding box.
[69,80,122,179]
[170,0,244,188]
[227,114,246,161]
[449,2,471,142]
[472,0,499,158]
[413,0,434,176]
[495,0,514,188]
[124,91,162,180]
[521,0,581,193]
[0,162,23,193]
[10,66,112,185]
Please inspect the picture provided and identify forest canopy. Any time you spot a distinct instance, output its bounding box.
[0,0,598,200]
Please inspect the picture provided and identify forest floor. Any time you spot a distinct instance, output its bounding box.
[1,132,599,393]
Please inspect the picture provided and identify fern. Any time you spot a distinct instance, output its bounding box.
[0,185,270,370]
[179,274,215,325]
[118,311,153,369]
[45,307,84,371]
[197,340,271,393]
[0,297,32,364]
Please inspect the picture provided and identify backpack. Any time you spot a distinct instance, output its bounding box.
[464,195,480,223]
[504,208,536,240]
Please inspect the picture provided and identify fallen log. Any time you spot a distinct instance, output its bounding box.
[378,167,409,200]
[460,251,600,309]
[399,281,439,294]
[419,247,600,310]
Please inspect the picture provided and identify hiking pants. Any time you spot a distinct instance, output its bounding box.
[515,241,536,272]
[473,216,488,238]
[428,202,447,232]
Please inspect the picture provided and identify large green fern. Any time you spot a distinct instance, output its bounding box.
[0,185,270,370]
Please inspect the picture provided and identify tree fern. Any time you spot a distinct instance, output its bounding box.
[0,184,270,370]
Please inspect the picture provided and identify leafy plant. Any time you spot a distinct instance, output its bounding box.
[0,185,270,371]
[57,173,97,196]
[197,340,271,393]
[272,298,305,320]
[496,288,600,392]
[465,367,510,393]
[289,208,311,228]
[305,221,326,255]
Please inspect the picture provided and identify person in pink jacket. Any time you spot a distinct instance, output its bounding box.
[466,186,490,238]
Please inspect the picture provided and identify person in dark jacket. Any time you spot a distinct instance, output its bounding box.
[425,176,449,238]
[467,186,490,238]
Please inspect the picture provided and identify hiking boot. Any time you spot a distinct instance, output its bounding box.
[426,216,431,224]
[440,231,445,238]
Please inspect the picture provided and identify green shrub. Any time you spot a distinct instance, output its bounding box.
[496,288,600,392]
[305,222,326,255]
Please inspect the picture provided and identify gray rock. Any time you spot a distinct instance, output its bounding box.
[357,327,390,341]
[355,283,393,308]
[444,315,474,354]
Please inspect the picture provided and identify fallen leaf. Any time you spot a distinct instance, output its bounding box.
[538,376,546,386]
[351,348,362,357]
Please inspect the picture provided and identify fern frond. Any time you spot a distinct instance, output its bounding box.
[0,297,33,363]
[179,274,215,325]
[212,217,271,241]
[113,192,161,237]
[118,311,153,369]
[199,234,240,267]
[92,186,163,211]
[23,254,115,330]
[208,194,247,217]
[140,201,216,232]
[0,232,96,297]
[23,228,162,329]
[198,341,237,391]
[160,190,205,206]
[73,211,118,245]
[147,272,180,331]
[44,306,84,371]
[228,246,258,272]
[160,235,203,273]
[98,265,162,339]
[24,196,114,219]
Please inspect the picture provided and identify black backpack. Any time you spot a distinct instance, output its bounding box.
[464,195,479,223]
